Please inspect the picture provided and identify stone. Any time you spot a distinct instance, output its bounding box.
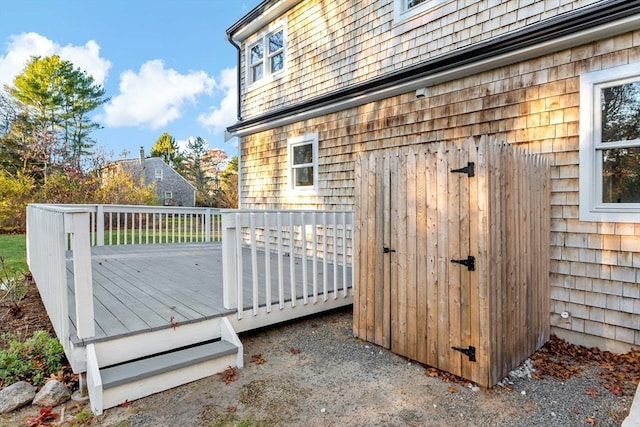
[0,381,36,414]
[32,380,71,407]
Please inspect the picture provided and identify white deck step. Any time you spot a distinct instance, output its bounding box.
[88,316,243,415]
[98,340,239,412]
[101,340,237,389]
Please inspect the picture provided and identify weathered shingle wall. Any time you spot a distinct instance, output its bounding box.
[239,0,601,119]
[240,29,640,351]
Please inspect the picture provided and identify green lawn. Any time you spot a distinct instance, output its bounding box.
[0,234,28,273]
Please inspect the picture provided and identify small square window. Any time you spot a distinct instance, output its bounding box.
[288,133,318,192]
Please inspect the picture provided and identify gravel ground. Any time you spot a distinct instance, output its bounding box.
[2,307,636,426]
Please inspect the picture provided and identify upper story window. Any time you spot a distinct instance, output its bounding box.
[155,168,163,181]
[247,24,286,87]
[579,63,640,223]
[288,133,318,192]
[394,0,449,22]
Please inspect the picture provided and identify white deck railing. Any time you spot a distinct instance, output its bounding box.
[27,204,95,355]
[27,204,354,349]
[83,204,222,246]
[26,204,222,347]
[222,210,354,320]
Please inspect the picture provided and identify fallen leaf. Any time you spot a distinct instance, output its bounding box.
[251,354,266,364]
[585,386,599,397]
[219,366,237,384]
[585,416,596,425]
[290,347,301,354]
[228,405,237,413]
[448,386,458,393]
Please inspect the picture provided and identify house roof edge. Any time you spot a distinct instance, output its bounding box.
[226,0,640,138]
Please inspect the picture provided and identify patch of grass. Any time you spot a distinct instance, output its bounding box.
[0,234,27,272]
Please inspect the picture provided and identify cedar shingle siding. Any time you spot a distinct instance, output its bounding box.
[228,0,640,352]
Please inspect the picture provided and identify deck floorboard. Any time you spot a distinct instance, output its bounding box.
[67,242,350,344]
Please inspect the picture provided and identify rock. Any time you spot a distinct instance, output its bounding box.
[32,380,71,407]
[0,381,36,414]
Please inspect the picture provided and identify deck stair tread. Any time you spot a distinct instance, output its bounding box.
[101,340,237,389]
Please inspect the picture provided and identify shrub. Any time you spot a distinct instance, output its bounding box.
[0,330,64,386]
[0,171,35,233]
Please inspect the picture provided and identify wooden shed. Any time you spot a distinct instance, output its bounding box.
[353,137,551,387]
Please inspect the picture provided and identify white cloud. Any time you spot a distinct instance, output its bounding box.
[198,67,238,134]
[0,32,111,87]
[99,60,215,130]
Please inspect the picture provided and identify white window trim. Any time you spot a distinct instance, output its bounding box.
[288,133,318,194]
[393,0,450,23]
[155,168,163,181]
[579,63,640,223]
[245,19,287,89]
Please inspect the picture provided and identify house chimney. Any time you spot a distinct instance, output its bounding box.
[139,146,144,164]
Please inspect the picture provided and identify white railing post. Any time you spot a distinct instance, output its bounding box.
[222,212,238,310]
[205,208,211,242]
[96,205,104,247]
[65,211,95,339]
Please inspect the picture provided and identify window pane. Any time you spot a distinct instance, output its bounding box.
[295,166,314,187]
[602,146,640,203]
[269,30,283,54]
[407,0,428,9]
[271,52,284,73]
[601,82,640,142]
[251,64,263,82]
[293,143,312,165]
[250,43,263,65]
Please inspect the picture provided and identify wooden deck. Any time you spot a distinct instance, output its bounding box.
[67,242,351,345]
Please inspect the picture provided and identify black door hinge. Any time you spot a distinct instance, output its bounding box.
[450,256,475,271]
[450,162,475,177]
[383,247,396,254]
[452,345,476,362]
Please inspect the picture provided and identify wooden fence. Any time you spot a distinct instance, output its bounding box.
[354,137,550,387]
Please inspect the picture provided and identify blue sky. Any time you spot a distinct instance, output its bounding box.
[0,0,262,160]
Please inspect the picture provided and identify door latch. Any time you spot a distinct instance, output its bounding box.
[452,345,476,362]
[450,256,475,271]
[383,247,396,254]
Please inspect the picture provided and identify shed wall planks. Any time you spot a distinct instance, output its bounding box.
[353,139,550,387]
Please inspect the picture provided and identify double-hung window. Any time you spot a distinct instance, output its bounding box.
[579,63,640,222]
[248,26,285,86]
[155,168,163,181]
[288,133,318,192]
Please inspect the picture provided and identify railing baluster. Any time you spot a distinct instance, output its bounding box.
[312,212,318,304]
[250,213,259,315]
[322,212,328,301]
[301,212,308,305]
[235,213,243,319]
[332,211,338,299]
[277,212,284,309]
[289,212,296,307]
[264,212,271,313]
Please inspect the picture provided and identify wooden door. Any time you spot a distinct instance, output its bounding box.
[354,141,481,381]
